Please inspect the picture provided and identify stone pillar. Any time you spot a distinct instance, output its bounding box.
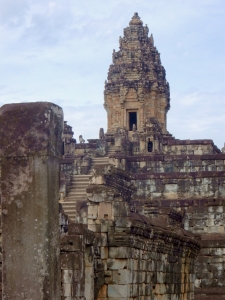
[0,102,63,300]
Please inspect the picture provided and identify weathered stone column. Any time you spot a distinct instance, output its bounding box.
[0,102,63,300]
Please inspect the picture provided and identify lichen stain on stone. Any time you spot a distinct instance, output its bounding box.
[0,102,63,158]
[1,158,32,203]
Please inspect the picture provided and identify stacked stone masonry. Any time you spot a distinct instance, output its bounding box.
[60,13,225,300]
[85,170,200,300]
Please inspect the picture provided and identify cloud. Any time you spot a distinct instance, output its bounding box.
[0,0,30,27]
[0,0,225,149]
[179,93,204,106]
[21,2,75,47]
[63,104,107,141]
[168,90,225,148]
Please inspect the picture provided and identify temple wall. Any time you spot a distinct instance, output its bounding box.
[121,154,225,173]
[130,197,225,300]
[86,176,200,300]
[60,131,225,299]
[60,223,95,300]
[163,141,219,156]
[134,173,225,200]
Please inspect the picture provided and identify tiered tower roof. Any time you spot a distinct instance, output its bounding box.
[104,12,170,111]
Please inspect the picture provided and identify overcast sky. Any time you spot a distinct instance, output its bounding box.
[0,0,225,148]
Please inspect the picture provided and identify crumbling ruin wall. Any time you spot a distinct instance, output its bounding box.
[107,154,225,299]
[109,154,225,174]
[60,223,95,300]
[163,140,220,156]
[0,102,63,300]
[86,169,200,299]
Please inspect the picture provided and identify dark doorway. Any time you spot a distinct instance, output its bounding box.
[129,112,137,131]
[148,139,153,152]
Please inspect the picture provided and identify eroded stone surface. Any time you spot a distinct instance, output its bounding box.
[86,168,200,300]
[0,102,63,300]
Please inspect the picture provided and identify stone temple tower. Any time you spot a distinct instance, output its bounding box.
[104,12,170,135]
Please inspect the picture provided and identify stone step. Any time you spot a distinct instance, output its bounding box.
[72,176,90,179]
[91,158,109,162]
[69,184,87,188]
[71,181,89,184]
[72,177,89,179]
[67,195,86,199]
[63,209,76,214]
[70,183,88,186]
[63,201,83,205]
[92,160,109,163]
[70,186,88,190]
[68,191,86,194]
[68,193,86,196]
[67,193,86,197]
[63,210,76,215]
[68,187,87,190]
[65,192,87,196]
[66,193,86,197]
[62,205,76,209]
[91,162,109,166]
[65,214,76,220]
[91,161,109,164]
[71,183,89,187]
[66,212,76,216]
[92,158,109,161]
[92,159,109,161]
[65,197,86,201]
[92,157,109,161]
[70,182,89,190]
[62,173,90,220]
[64,209,76,213]
[71,182,89,185]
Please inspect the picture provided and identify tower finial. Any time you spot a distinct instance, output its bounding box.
[129,12,143,26]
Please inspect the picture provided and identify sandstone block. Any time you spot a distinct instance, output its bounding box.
[98,202,113,220]
[101,247,109,259]
[62,283,72,297]
[88,204,98,219]
[109,247,131,259]
[107,258,128,270]
[61,235,84,252]
[62,270,74,284]
[61,253,82,270]
[108,284,131,298]
[84,266,94,300]
[112,269,132,284]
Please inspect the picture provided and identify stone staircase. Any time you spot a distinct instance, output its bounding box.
[62,174,90,221]
[62,156,112,221]
[90,157,109,170]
